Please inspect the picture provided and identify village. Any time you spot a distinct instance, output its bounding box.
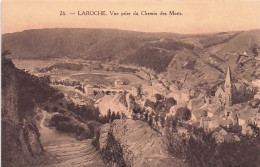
[124,67,260,144]
[4,25,260,166]
[43,59,260,144]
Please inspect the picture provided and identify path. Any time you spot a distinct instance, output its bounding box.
[38,110,105,167]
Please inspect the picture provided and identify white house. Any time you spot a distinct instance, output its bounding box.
[114,80,124,87]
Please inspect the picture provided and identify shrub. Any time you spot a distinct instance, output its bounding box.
[166,125,260,167]
[101,132,127,167]
[175,107,191,121]
[111,111,116,122]
[155,94,164,101]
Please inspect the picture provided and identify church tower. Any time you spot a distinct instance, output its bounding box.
[225,67,233,106]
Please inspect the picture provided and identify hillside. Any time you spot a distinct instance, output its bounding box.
[1,54,52,166]
[2,29,193,72]
[96,119,188,167]
[3,28,260,90]
[165,30,260,91]
[1,53,105,166]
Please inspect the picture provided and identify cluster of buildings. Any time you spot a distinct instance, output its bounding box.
[150,66,259,144]
[122,66,259,144]
[70,65,260,144]
[185,67,260,142]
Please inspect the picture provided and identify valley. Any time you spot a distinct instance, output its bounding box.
[13,58,167,117]
[2,28,260,167]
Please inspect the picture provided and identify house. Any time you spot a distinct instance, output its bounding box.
[214,86,225,105]
[168,88,190,105]
[252,80,260,100]
[200,116,233,132]
[212,127,240,144]
[213,106,225,118]
[241,125,254,136]
[249,113,260,128]
[224,109,239,125]
[214,67,247,106]
[238,118,246,126]
[187,93,207,110]
[84,85,94,96]
[237,111,249,126]
[191,109,207,121]
[212,127,228,144]
[234,135,241,142]
[207,103,223,118]
[254,92,260,100]
[114,80,124,87]
[224,133,236,143]
[200,117,210,130]
[237,107,258,126]
[208,119,221,131]
[132,84,142,97]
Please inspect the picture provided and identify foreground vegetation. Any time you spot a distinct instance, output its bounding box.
[166,124,260,167]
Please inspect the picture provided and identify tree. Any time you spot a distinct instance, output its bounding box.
[72,81,77,86]
[155,93,164,101]
[165,97,177,111]
[44,106,49,111]
[111,111,116,122]
[115,112,121,119]
[92,107,100,121]
[101,132,127,167]
[40,75,51,85]
[2,50,11,57]
[144,112,149,122]
[107,109,112,120]
[136,85,142,98]
[175,107,191,121]
[133,105,141,114]
[67,102,75,111]
[132,113,138,120]
[172,118,177,131]
[121,112,127,119]
[101,115,108,124]
[52,106,59,112]
[148,114,153,126]
[144,99,156,110]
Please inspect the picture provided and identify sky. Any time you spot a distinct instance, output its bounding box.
[2,0,260,34]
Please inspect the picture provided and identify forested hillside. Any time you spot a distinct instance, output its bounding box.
[3,28,260,90]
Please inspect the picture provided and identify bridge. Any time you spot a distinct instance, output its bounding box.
[85,86,127,96]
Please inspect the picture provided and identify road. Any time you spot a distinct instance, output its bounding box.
[38,110,105,167]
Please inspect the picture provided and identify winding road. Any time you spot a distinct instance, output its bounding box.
[38,110,105,167]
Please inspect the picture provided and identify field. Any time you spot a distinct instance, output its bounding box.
[13,59,57,72]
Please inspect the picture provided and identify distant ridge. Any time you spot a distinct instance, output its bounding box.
[2,28,260,90]
[2,28,193,72]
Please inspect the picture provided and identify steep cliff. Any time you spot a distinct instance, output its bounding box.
[2,55,44,167]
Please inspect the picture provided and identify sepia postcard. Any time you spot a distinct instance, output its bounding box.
[1,0,260,166]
